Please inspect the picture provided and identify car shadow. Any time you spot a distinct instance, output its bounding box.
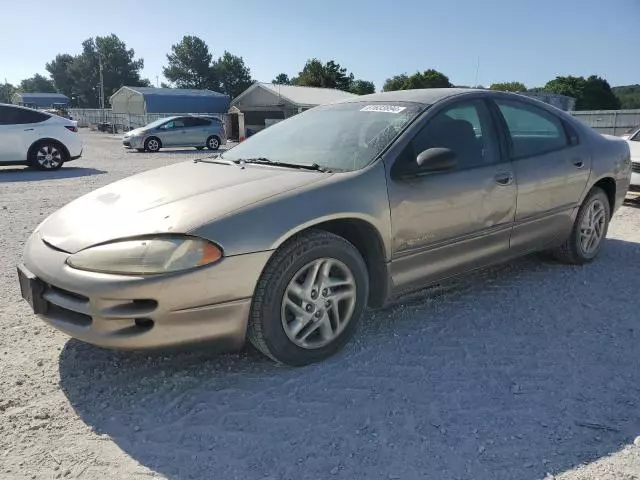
[0,167,106,182]
[58,238,640,480]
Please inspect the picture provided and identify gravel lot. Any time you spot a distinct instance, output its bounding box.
[1,131,640,480]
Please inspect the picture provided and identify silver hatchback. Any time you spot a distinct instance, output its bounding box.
[122,115,227,152]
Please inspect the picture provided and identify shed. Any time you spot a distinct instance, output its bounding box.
[109,86,230,115]
[231,83,358,133]
[12,92,69,109]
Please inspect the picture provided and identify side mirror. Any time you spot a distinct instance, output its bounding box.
[415,148,457,173]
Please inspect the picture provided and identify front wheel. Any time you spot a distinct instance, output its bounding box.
[248,230,369,366]
[144,137,161,152]
[551,187,610,264]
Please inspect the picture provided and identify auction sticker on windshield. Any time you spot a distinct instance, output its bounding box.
[360,105,407,113]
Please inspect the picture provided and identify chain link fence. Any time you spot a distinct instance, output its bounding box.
[68,109,226,133]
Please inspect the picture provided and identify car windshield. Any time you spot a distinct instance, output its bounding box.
[222,102,424,171]
[144,117,176,129]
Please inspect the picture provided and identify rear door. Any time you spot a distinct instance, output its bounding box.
[491,98,591,252]
[0,106,48,162]
[184,117,211,145]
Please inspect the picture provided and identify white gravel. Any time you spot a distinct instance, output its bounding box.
[1,131,640,480]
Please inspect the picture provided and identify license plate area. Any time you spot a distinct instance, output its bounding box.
[17,266,48,315]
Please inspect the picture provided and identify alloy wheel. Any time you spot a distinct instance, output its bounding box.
[579,199,606,255]
[36,145,62,169]
[281,258,356,349]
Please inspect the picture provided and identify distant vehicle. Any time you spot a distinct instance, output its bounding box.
[122,115,226,152]
[621,126,640,141]
[0,103,82,170]
[43,108,72,120]
[19,89,631,366]
[623,127,640,187]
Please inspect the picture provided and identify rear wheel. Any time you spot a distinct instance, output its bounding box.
[248,230,369,366]
[144,137,161,152]
[28,141,66,170]
[206,136,220,150]
[551,187,610,264]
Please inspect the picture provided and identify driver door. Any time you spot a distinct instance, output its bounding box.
[157,118,187,147]
[386,98,517,292]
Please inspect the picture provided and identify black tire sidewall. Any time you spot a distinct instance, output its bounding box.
[257,237,368,365]
[572,189,610,262]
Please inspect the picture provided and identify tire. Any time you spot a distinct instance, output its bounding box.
[195,146,205,150]
[551,187,610,264]
[28,141,66,170]
[206,135,220,150]
[144,137,161,152]
[248,230,369,366]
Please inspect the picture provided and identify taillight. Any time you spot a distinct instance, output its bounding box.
[65,126,78,133]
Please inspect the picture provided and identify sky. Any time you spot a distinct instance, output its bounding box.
[1,0,639,91]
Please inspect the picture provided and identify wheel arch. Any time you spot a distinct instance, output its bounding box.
[28,138,70,162]
[145,136,162,148]
[591,177,616,213]
[271,217,390,308]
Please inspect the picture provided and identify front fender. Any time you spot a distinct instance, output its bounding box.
[190,161,393,260]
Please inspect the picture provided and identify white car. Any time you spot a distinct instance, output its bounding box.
[624,127,640,187]
[0,103,83,170]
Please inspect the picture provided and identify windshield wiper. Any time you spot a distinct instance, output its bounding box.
[233,157,332,173]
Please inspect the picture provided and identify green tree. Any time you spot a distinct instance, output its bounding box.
[45,54,75,97]
[214,51,253,98]
[383,74,409,91]
[349,79,375,95]
[160,81,172,89]
[489,81,526,92]
[272,73,291,85]
[0,81,16,103]
[544,75,620,110]
[293,59,357,92]
[612,85,640,109]
[64,34,147,107]
[383,70,451,91]
[163,35,217,90]
[19,74,56,93]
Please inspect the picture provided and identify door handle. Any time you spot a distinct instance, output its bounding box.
[494,173,513,186]
[573,160,584,168]
[24,128,34,131]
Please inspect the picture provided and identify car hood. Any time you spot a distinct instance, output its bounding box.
[125,128,146,137]
[37,161,329,253]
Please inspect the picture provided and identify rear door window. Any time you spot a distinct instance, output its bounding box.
[185,117,210,127]
[495,99,569,159]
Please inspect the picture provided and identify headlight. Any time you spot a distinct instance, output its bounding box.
[66,236,222,275]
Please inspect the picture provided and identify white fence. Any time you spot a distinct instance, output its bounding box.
[68,109,226,133]
[570,109,640,136]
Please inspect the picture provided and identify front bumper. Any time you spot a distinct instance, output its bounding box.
[123,136,143,149]
[20,233,271,350]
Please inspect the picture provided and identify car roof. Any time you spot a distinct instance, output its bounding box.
[338,88,481,106]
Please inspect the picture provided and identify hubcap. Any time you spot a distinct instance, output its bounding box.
[579,199,606,255]
[148,139,159,151]
[281,258,356,349]
[36,145,61,169]
[209,138,219,148]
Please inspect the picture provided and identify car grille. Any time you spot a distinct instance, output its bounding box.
[123,140,131,147]
[632,163,640,174]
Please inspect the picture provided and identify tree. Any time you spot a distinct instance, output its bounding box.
[58,34,147,108]
[349,79,375,95]
[612,85,640,109]
[163,35,217,90]
[544,75,620,110]
[160,82,172,89]
[272,73,291,85]
[214,51,253,98]
[383,70,451,91]
[0,81,16,103]
[46,54,75,97]
[19,74,55,93]
[489,81,526,92]
[293,59,358,92]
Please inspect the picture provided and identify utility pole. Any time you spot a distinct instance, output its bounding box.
[156,75,159,87]
[98,55,105,110]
